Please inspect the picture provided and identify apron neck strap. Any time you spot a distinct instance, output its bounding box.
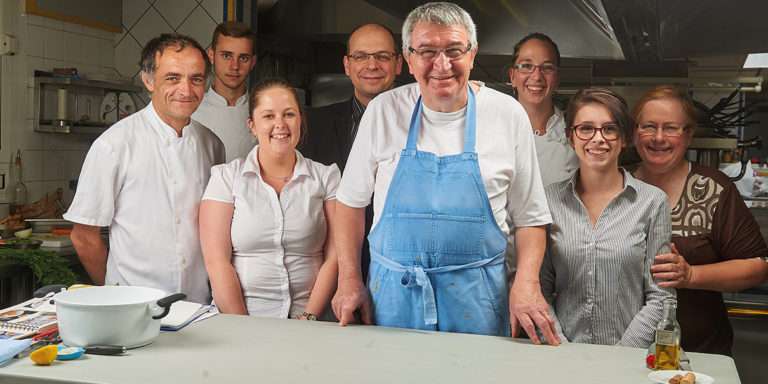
[405,86,477,153]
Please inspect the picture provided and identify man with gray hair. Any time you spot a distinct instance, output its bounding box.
[332,2,559,343]
[65,33,225,304]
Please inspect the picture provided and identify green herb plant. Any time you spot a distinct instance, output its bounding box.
[0,248,76,286]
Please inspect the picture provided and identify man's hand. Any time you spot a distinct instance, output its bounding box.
[332,277,373,326]
[651,243,693,288]
[509,279,560,345]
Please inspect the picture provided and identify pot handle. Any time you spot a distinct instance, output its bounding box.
[151,293,187,320]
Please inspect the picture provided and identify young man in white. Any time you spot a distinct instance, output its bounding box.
[193,22,257,161]
[65,34,225,304]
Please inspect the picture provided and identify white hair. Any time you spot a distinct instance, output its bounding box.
[401,2,478,53]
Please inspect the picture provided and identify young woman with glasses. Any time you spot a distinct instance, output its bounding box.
[508,33,578,186]
[632,85,768,355]
[540,88,674,347]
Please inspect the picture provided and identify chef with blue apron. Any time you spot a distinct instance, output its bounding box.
[332,2,558,343]
[366,87,509,335]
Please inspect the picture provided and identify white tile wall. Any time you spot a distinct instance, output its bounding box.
[0,0,232,204]
[0,2,119,203]
[117,0,226,78]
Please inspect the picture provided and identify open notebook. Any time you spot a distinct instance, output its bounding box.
[0,297,57,340]
[160,301,216,331]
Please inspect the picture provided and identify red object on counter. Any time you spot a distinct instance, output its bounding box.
[646,353,656,369]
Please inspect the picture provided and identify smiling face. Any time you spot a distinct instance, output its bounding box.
[509,38,559,108]
[634,98,693,173]
[405,22,477,112]
[343,24,402,105]
[142,46,207,130]
[208,35,256,93]
[248,86,301,158]
[570,103,625,172]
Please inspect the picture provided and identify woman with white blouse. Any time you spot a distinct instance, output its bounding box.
[540,88,674,347]
[199,78,340,320]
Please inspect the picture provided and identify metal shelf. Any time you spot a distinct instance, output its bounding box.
[33,75,144,134]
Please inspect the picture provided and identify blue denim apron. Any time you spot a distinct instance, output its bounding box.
[367,87,510,336]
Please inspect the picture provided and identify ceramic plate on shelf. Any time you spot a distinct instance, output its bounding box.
[648,370,714,384]
[100,92,118,124]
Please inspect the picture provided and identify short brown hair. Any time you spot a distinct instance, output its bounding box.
[210,22,256,53]
[565,88,633,143]
[248,78,307,144]
[632,85,699,134]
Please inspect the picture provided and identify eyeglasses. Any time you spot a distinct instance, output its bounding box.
[346,51,398,63]
[636,123,687,137]
[407,43,473,61]
[513,62,557,75]
[571,123,622,141]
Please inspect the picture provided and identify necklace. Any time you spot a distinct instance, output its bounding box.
[262,172,291,182]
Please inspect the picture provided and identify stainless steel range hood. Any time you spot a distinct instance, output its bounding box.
[362,0,625,60]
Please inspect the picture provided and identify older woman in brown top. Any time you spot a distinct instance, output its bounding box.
[632,85,768,355]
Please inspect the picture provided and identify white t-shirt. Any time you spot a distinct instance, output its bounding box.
[533,109,579,186]
[192,88,256,162]
[337,82,552,240]
[64,103,225,304]
[202,146,340,318]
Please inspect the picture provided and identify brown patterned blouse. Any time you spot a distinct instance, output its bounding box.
[668,163,768,355]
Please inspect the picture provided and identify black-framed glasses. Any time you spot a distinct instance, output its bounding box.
[571,123,622,141]
[513,62,557,75]
[636,123,687,137]
[346,51,398,63]
[407,43,472,61]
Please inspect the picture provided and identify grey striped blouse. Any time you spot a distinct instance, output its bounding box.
[541,170,675,348]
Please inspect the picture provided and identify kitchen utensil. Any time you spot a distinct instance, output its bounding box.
[84,345,125,356]
[55,286,185,349]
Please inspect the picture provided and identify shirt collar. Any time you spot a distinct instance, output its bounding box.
[144,102,195,141]
[565,167,639,197]
[351,96,366,121]
[207,87,248,107]
[543,108,568,142]
[240,145,312,181]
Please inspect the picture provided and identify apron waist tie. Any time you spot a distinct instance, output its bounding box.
[370,252,505,326]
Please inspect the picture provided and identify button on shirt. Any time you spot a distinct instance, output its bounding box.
[202,146,340,318]
[192,88,256,162]
[540,170,674,347]
[64,103,225,304]
[533,109,578,187]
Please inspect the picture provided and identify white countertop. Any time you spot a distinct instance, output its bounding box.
[0,314,741,384]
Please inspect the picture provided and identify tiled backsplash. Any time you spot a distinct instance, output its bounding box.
[0,0,225,212]
[116,0,223,81]
[0,2,119,210]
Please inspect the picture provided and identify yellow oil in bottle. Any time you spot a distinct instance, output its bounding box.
[654,298,681,370]
[655,341,680,370]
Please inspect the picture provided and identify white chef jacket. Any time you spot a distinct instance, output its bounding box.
[192,88,256,162]
[534,109,579,186]
[338,83,552,236]
[64,103,225,304]
[202,146,340,318]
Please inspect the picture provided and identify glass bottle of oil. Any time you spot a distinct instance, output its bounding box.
[655,298,681,370]
[9,150,28,215]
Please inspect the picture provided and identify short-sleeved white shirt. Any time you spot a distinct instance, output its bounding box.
[534,109,579,186]
[192,88,256,162]
[337,82,552,240]
[202,146,340,318]
[64,103,225,304]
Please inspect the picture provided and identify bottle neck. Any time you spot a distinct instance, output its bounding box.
[663,302,677,320]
